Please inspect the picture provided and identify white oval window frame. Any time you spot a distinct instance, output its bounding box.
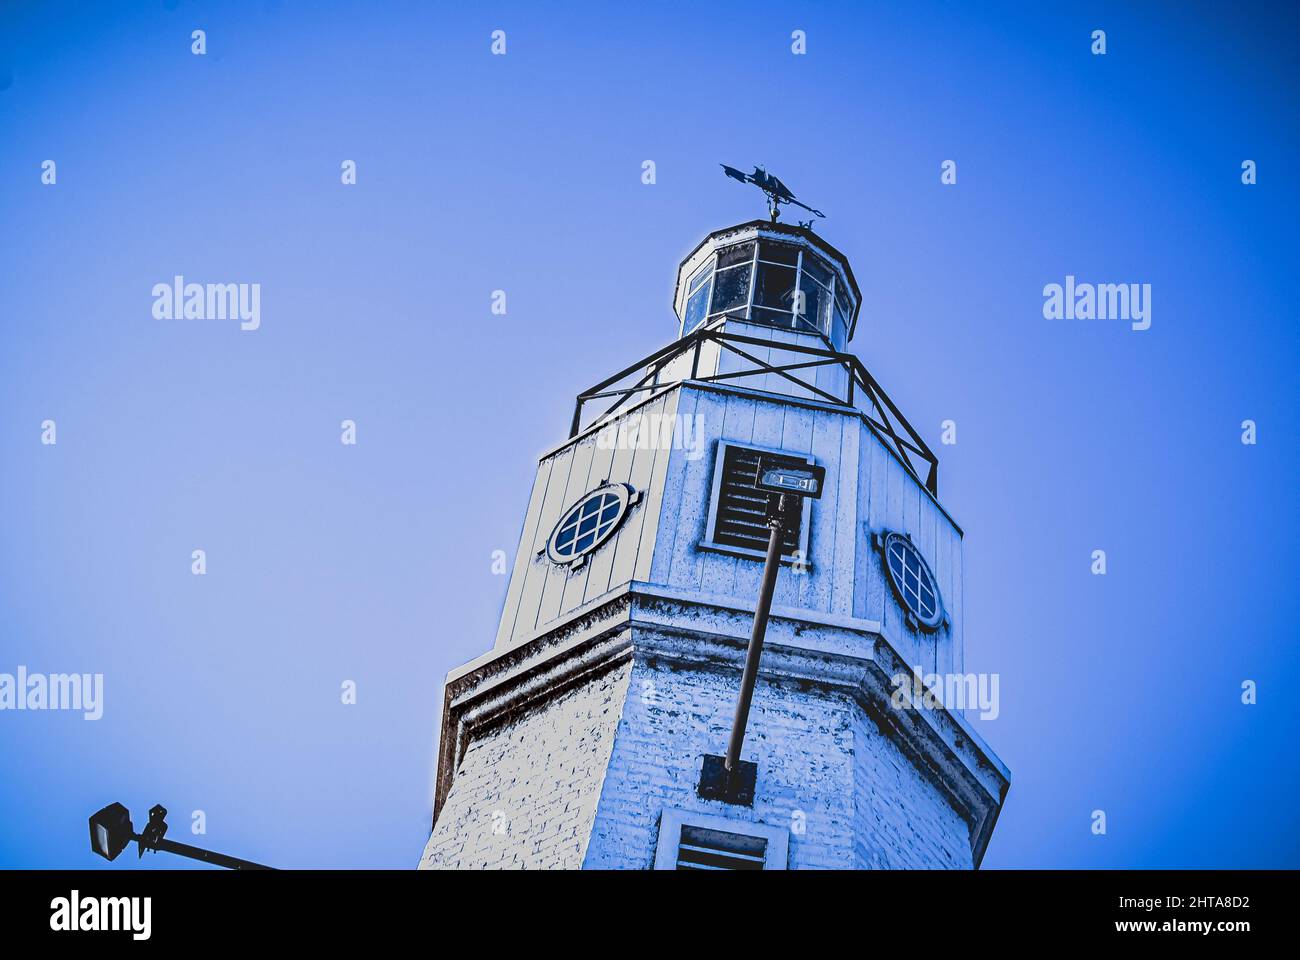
[879,531,945,632]
[545,483,640,567]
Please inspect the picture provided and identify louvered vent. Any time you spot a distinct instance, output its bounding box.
[712,445,808,554]
[675,824,768,870]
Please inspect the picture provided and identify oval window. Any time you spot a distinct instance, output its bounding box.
[547,484,636,565]
[881,532,943,631]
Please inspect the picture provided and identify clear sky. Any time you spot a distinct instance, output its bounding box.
[1,0,1297,869]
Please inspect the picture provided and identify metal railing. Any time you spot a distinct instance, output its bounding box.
[570,327,939,496]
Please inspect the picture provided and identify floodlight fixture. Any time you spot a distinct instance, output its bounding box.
[89,802,133,862]
[87,802,274,870]
[754,458,826,499]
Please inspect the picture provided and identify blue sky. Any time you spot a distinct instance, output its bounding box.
[1,0,1297,868]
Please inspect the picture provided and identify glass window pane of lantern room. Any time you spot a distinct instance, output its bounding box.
[710,264,751,316]
[716,241,755,269]
[835,286,851,339]
[689,259,714,293]
[685,284,710,331]
[802,252,833,288]
[758,240,799,265]
[753,262,797,313]
[796,276,826,335]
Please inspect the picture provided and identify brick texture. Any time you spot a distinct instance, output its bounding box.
[422,648,974,869]
[850,708,973,868]
[418,661,632,870]
[584,655,973,869]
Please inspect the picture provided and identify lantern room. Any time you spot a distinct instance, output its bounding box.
[672,220,862,352]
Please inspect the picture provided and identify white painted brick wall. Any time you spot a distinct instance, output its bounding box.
[422,643,974,869]
[850,708,973,868]
[584,654,973,869]
[418,661,632,870]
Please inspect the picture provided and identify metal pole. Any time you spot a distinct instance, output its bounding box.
[723,495,786,778]
[149,837,275,870]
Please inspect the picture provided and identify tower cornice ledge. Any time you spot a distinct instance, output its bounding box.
[433,582,1010,866]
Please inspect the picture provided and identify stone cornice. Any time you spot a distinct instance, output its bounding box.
[432,582,1010,866]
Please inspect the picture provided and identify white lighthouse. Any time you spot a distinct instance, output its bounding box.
[420,189,1009,869]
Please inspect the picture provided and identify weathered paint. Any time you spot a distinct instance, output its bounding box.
[426,224,1002,870]
[421,603,1005,870]
[496,382,963,685]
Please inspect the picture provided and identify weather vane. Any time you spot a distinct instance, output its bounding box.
[720,163,826,225]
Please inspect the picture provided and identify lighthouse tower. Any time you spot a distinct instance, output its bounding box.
[419,204,1009,870]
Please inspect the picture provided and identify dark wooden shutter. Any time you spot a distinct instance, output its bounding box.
[712,445,807,554]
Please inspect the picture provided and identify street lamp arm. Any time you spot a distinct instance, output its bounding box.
[90,801,276,869]
[146,836,275,870]
[723,499,787,778]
